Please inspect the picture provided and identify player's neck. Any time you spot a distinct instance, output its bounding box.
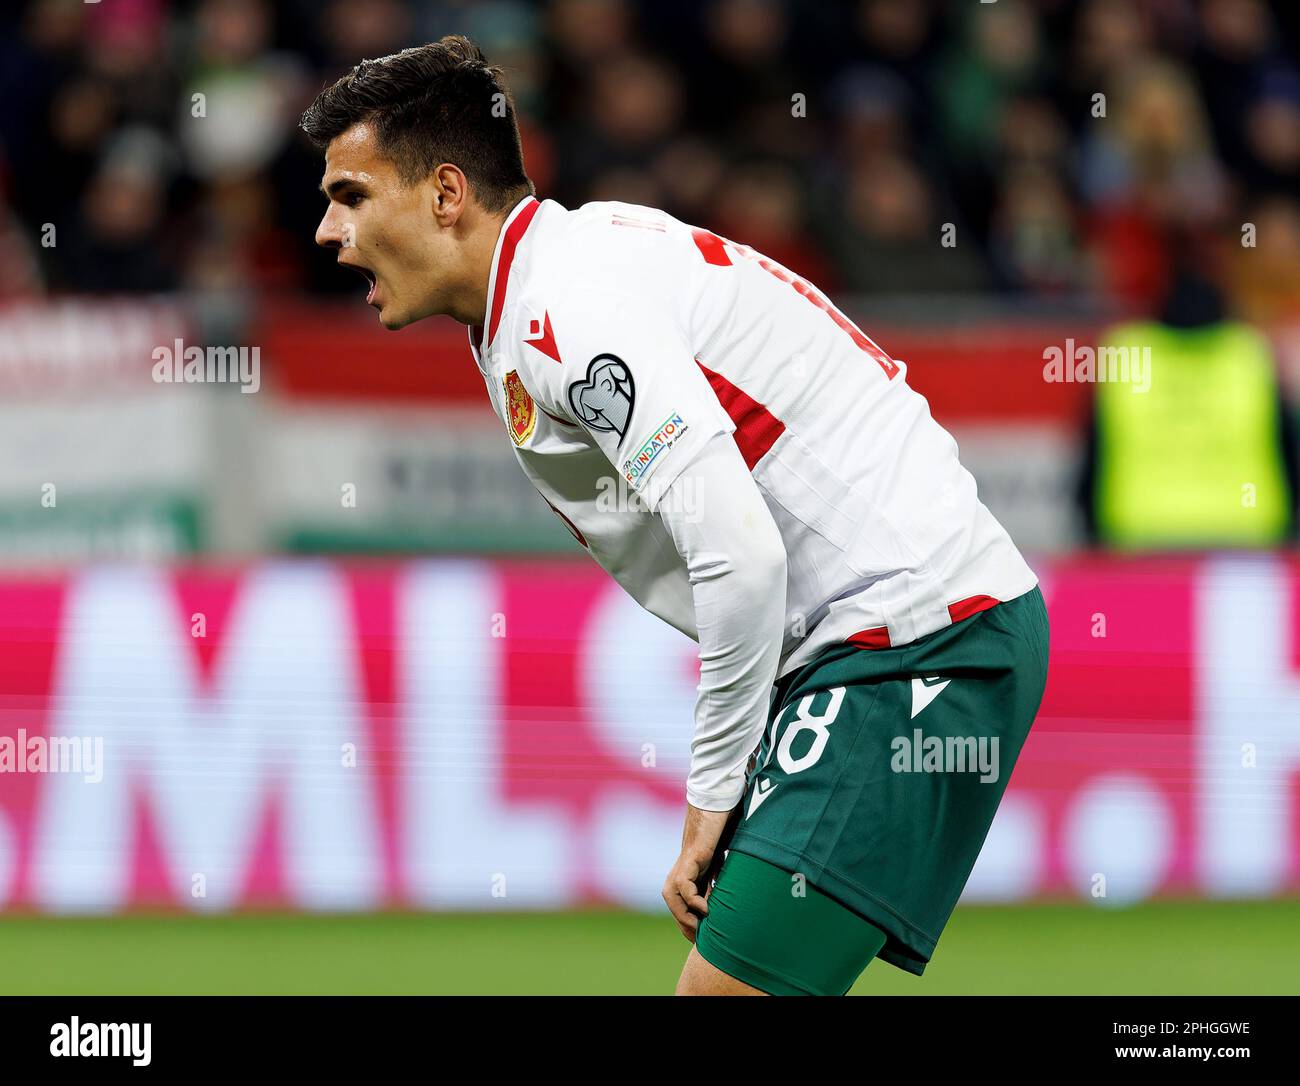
[448,206,512,328]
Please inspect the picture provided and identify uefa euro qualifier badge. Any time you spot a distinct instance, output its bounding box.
[568,354,634,438]
[503,369,537,446]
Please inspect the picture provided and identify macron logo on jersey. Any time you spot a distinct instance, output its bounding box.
[910,675,950,719]
[523,311,563,364]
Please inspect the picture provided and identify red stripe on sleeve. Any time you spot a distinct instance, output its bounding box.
[695,360,786,470]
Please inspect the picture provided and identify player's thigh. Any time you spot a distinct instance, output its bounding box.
[675,945,768,996]
[690,850,887,996]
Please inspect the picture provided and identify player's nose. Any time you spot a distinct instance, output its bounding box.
[315,207,343,249]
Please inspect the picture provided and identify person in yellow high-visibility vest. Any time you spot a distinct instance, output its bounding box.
[1078,269,1297,549]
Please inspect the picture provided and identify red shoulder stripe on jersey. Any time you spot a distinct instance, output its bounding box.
[486,196,541,349]
[690,227,732,266]
[695,359,786,470]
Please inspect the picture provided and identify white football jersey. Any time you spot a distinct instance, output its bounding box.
[469,196,1038,678]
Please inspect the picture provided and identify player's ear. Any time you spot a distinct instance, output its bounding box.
[430,163,468,226]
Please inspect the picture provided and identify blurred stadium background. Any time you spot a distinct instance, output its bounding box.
[1,0,1299,994]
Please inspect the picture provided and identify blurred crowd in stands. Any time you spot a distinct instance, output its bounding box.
[1,0,1298,320]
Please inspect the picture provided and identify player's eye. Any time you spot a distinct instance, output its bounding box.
[345,192,364,207]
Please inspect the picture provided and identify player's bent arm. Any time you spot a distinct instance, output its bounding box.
[656,433,788,812]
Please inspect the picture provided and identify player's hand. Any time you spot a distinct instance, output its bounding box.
[661,801,740,942]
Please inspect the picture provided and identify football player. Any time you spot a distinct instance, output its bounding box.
[304,36,1049,996]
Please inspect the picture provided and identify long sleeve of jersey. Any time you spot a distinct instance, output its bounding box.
[656,432,788,811]
[506,272,788,808]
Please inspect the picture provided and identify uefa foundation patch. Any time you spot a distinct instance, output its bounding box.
[622,411,689,487]
[504,369,537,446]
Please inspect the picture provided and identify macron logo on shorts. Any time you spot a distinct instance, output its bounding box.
[746,777,777,819]
[910,675,950,719]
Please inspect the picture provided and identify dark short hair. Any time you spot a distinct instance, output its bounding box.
[300,35,534,212]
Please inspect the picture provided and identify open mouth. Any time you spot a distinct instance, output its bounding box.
[341,260,378,304]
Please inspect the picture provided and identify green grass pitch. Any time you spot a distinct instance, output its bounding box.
[1,899,1296,995]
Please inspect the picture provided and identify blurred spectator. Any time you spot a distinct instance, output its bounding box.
[688,0,808,158]
[937,0,1045,168]
[989,164,1083,296]
[178,0,307,183]
[1079,60,1229,310]
[849,0,940,119]
[829,66,917,168]
[707,158,834,288]
[543,0,637,125]
[650,136,727,224]
[1194,0,1286,177]
[57,127,177,292]
[553,50,682,204]
[183,176,303,295]
[1230,196,1300,325]
[1243,69,1300,193]
[0,170,43,298]
[1060,0,1155,123]
[824,150,988,295]
[321,0,415,72]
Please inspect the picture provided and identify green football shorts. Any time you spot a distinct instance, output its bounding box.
[696,585,1050,992]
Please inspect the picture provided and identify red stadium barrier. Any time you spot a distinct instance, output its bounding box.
[251,301,1102,424]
